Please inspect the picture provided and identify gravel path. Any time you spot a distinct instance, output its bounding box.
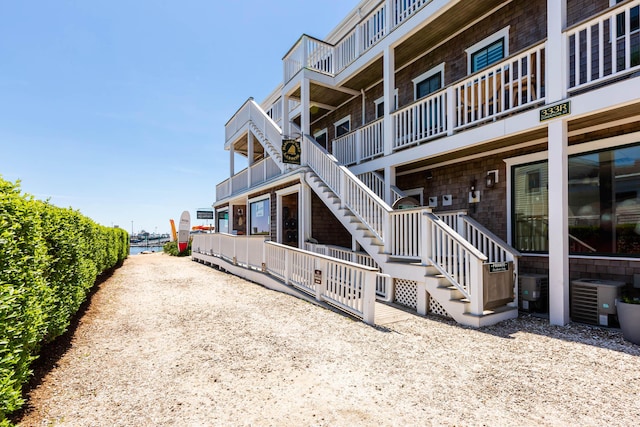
[15,252,640,426]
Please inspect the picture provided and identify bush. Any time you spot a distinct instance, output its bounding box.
[163,239,191,257]
[0,177,128,423]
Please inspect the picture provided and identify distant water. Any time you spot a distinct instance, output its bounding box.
[130,246,164,255]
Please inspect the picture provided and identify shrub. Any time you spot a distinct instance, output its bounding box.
[0,177,128,423]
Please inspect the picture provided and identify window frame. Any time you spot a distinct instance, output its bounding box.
[465,27,510,74]
[334,115,351,138]
[247,194,271,236]
[412,63,445,100]
[374,89,398,119]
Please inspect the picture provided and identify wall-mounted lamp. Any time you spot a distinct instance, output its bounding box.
[470,179,477,199]
[486,170,499,189]
[425,170,433,180]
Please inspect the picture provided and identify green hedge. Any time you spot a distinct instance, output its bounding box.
[0,177,128,424]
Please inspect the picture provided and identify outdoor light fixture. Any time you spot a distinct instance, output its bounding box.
[470,179,477,199]
[425,170,433,179]
[486,170,498,188]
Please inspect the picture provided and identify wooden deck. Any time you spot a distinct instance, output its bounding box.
[374,302,414,326]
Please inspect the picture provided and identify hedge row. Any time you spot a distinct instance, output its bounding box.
[0,177,129,424]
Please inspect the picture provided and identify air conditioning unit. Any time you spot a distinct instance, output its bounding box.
[570,279,625,326]
[519,274,548,312]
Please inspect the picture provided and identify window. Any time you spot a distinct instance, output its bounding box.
[314,128,327,148]
[511,142,640,257]
[413,63,444,100]
[334,116,351,138]
[217,210,229,234]
[249,197,270,235]
[466,27,510,74]
[374,89,398,119]
[614,4,640,68]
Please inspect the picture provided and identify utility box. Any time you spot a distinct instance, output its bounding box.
[570,279,625,326]
[483,261,514,309]
[519,273,548,313]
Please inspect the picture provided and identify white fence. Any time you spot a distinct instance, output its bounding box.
[191,234,378,323]
[567,0,640,92]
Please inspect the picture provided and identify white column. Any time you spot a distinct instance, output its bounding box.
[383,45,395,155]
[247,132,254,185]
[299,183,312,247]
[301,78,311,167]
[547,0,570,326]
[384,165,396,206]
[548,119,570,326]
[229,144,235,177]
[547,0,567,102]
[282,94,291,138]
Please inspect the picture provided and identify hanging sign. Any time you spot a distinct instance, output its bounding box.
[282,138,301,164]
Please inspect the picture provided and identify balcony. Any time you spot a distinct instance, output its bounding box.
[216,156,282,201]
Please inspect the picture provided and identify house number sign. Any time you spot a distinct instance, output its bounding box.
[539,101,570,122]
[488,262,509,273]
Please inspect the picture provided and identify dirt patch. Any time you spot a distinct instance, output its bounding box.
[14,253,640,426]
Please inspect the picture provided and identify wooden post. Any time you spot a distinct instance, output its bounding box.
[362,269,377,325]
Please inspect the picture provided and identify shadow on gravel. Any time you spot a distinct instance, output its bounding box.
[9,262,122,424]
[476,313,640,357]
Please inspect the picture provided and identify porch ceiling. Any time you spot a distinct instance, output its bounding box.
[229,132,266,160]
[395,128,548,175]
[393,0,507,70]
[568,102,640,143]
[341,57,383,91]
[290,82,356,111]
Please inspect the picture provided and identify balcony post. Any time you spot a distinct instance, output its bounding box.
[247,132,254,185]
[383,165,396,207]
[383,45,395,155]
[229,144,235,177]
[386,0,394,31]
[446,86,455,135]
[546,0,567,101]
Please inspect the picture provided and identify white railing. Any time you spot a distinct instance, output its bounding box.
[304,241,391,301]
[392,89,448,150]
[358,171,405,205]
[332,118,384,166]
[266,99,282,126]
[389,208,423,258]
[192,235,378,323]
[360,2,387,52]
[436,211,521,265]
[393,0,431,27]
[250,157,281,187]
[284,35,334,82]
[231,169,248,195]
[225,98,284,164]
[284,0,435,80]
[216,178,231,201]
[306,135,392,242]
[567,0,640,92]
[424,212,487,314]
[454,43,546,130]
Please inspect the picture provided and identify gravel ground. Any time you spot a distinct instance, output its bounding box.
[14,252,640,426]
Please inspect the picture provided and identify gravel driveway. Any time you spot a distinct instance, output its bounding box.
[15,253,640,426]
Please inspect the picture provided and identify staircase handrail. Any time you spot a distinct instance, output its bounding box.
[424,211,487,311]
[225,97,284,165]
[358,171,406,205]
[458,213,522,262]
[304,134,392,242]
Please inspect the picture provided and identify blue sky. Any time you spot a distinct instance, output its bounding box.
[0,1,355,235]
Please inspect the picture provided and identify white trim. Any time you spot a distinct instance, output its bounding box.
[334,115,351,136]
[374,89,398,117]
[403,187,424,205]
[276,184,301,245]
[412,63,445,100]
[504,129,640,248]
[276,184,301,197]
[247,194,271,236]
[465,26,510,74]
[313,128,327,141]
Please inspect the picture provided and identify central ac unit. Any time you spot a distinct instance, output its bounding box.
[518,274,548,313]
[570,279,625,326]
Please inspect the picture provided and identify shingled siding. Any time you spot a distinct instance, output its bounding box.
[520,255,640,286]
[311,192,352,248]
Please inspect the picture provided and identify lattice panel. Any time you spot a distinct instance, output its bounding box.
[394,279,418,309]
[428,294,451,318]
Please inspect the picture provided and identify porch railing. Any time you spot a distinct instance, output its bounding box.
[567,0,640,92]
[332,118,384,165]
[284,0,433,81]
[453,42,546,130]
[191,234,377,323]
[216,156,282,201]
[392,88,448,150]
[357,171,404,205]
